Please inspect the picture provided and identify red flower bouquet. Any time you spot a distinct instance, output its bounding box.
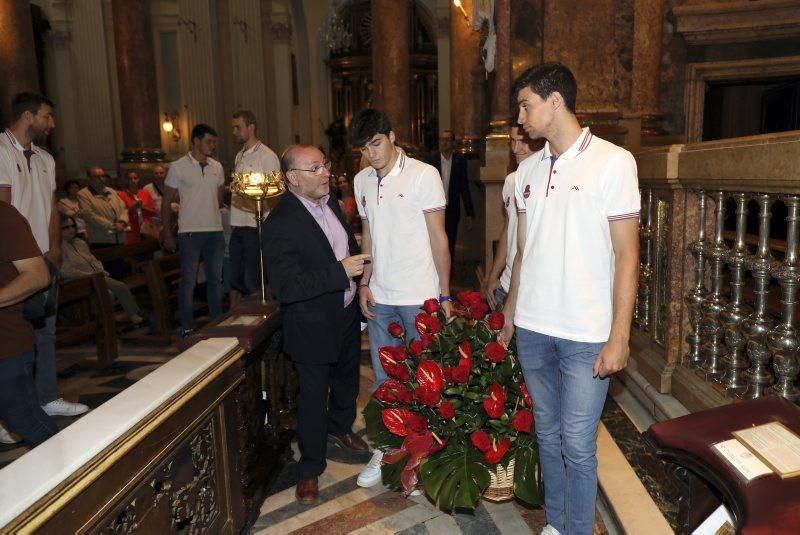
[363,292,544,511]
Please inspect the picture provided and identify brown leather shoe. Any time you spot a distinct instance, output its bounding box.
[295,476,318,504]
[330,432,369,451]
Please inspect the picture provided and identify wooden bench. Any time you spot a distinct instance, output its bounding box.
[91,239,161,291]
[56,273,118,368]
[142,253,181,336]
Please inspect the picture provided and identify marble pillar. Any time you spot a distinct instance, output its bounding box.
[631,0,664,136]
[371,0,410,142]
[112,0,164,162]
[0,0,39,124]
[450,0,483,155]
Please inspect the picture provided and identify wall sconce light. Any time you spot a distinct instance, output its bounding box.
[453,0,469,21]
[162,112,181,141]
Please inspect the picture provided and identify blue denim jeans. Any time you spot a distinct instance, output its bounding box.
[177,232,225,332]
[0,347,58,446]
[516,327,609,535]
[229,226,260,295]
[35,313,59,404]
[366,302,421,391]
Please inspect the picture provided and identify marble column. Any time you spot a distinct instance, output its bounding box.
[371,0,410,142]
[0,0,39,123]
[450,0,483,155]
[112,0,164,162]
[631,0,664,136]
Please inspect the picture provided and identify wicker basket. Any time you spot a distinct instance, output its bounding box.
[482,458,516,502]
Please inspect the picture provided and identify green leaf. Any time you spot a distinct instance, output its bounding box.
[513,433,544,505]
[381,453,410,490]
[363,398,403,449]
[419,444,490,512]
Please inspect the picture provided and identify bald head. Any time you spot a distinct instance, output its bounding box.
[282,145,331,202]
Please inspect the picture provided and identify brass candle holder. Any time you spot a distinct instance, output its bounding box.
[230,170,286,303]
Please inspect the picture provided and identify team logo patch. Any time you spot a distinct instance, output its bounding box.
[523,184,531,199]
[361,195,366,207]
[571,185,580,191]
[398,193,404,198]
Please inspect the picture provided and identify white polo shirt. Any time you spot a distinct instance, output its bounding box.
[0,129,56,253]
[499,170,520,293]
[514,128,640,342]
[165,153,224,233]
[354,150,446,305]
[230,141,280,227]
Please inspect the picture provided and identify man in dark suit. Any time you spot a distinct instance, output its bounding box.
[426,130,475,260]
[263,144,372,504]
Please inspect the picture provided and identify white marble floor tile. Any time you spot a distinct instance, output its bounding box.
[483,500,533,534]
[423,512,461,534]
[349,503,442,534]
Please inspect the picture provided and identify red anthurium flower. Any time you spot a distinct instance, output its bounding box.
[408,339,424,357]
[485,342,507,363]
[374,379,412,405]
[381,408,415,436]
[422,298,440,314]
[379,346,407,372]
[416,313,443,335]
[430,436,448,454]
[438,401,455,420]
[443,366,453,383]
[487,311,504,330]
[458,341,472,360]
[521,384,533,407]
[470,430,491,452]
[470,301,490,320]
[416,360,445,392]
[512,410,533,433]
[390,363,411,382]
[451,365,470,384]
[414,386,441,407]
[420,333,434,348]
[484,437,511,464]
[457,357,471,372]
[388,322,404,338]
[408,413,428,433]
[483,383,505,418]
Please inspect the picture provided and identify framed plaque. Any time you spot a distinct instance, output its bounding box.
[733,421,800,479]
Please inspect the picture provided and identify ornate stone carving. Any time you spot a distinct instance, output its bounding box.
[170,425,218,530]
[102,499,138,534]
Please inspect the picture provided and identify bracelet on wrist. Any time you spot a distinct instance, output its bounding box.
[359,283,369,288]
[439,294,452,303]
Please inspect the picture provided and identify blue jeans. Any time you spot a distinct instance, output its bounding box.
[0,347,58,446]
[35,313,59,405]
[367,302,421,391]
[229,226,260,295]
[493,286,508,307]
[177,232,225,332]
[516,327,609,535]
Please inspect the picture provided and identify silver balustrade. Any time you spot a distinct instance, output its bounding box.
[685,190,708,367]
[699,191,728,381]
[636,188,654,330]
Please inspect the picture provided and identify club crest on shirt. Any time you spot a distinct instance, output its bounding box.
[361,195,366,207]
[523,184,531,199]
[571,185,580,191]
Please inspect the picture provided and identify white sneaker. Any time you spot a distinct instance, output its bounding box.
[541,525,561,535]
[408,488,423,497]
[42,398,89,416]
[357,449,384,487]
[0,422,21,444]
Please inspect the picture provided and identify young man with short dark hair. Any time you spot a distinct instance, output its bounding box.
[349,109,452,488]
[161,124,226,336]
[502,63,640,535]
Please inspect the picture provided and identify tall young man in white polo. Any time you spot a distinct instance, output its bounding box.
[502,63,640,535]
[161,124,226,337]
[0,92,88,430]
[483,121,541,307]
[229,109,280,306]
[350,109,452,488]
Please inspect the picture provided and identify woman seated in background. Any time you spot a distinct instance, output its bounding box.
[60,216,145,327]
[57,180,88,240]
[117,171,157,244]
[337,174,361,238]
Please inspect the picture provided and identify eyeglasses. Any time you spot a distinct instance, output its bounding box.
[290,160,332,175]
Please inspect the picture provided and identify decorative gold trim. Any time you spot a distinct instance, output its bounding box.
[5,346,246,532]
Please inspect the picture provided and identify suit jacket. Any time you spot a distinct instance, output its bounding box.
[262,191,359,364]
[426,151,475,226]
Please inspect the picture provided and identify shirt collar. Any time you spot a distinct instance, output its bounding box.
[291,189,329,212]
[370,148,405,178]
[541,127,592,161]
[240,141,261,157]
[187,152,210,166]
[4,129,36,153]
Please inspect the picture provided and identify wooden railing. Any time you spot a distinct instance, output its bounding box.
[631,131,800,413]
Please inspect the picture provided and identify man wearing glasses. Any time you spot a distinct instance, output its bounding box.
[349,109,452,489]
[263,145,371,505]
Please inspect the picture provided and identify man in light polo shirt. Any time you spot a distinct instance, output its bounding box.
[229,109,279,306]
[0,92,88,425]
[161,124,226,337]
[502,63,640,535]
[483,121,541,307]
[349,109,452,488]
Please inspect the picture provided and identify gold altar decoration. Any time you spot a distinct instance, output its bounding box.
[230,170,286,303]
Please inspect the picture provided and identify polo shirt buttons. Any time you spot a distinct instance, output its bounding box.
[550,185,555,189]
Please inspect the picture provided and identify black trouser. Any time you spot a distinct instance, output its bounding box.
[293,301,361,479]
[445,216,459,262]
[0,347,58,447]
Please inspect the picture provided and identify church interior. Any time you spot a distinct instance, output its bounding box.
[1,0,800,533]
